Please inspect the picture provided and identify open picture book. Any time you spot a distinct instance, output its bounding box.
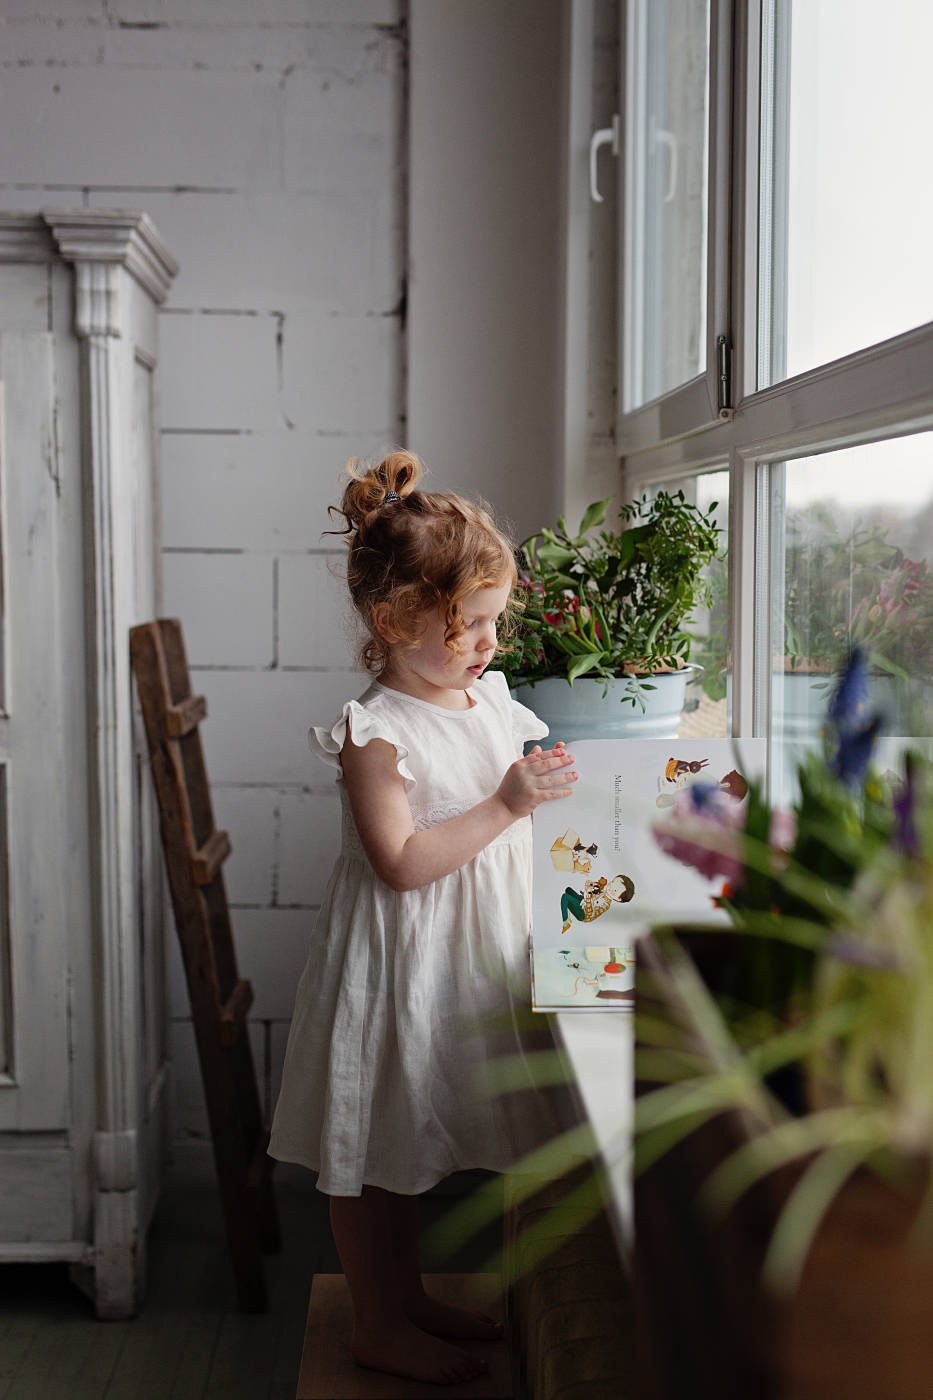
[530,735,767,1010]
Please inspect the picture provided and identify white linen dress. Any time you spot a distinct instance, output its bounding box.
[268,669,557,1196]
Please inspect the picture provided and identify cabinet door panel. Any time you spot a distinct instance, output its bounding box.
[0,332,70,1130]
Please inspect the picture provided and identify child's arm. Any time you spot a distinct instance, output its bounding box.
[340,734,577,892]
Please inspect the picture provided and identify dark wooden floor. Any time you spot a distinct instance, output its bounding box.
[0,1158,502,1400]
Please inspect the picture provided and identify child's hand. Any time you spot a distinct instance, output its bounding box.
[496,742,578,818]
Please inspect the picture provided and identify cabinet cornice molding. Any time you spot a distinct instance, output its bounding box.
[41,208,179,307]
[0,213,56,261]
[73,262,122,340]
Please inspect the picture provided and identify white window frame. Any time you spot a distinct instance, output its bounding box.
[619,0,933,740]
[618,0,734,452]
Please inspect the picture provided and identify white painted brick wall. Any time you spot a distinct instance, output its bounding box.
[85,189,400,312]
[210,786,279,908]
[113,1,398,23]
[158,312,283,433]
[159,430,343,552]
[278,553,357,669]
[277,789,343,906]
[0,67,285,188]
[0,0,405,1153]
[280,312,400,435]
[193,669,365,785]
[161,551,276,667]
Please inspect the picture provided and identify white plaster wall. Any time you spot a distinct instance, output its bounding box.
[408,0,619,541]
[408,0,565,538]
[0,0,406,1151]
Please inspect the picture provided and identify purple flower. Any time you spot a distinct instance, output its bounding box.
[826,648,881,786]
[828,646,869,730]
[684,781,721,813]
[893,752,920,857]
[825,934,900,972]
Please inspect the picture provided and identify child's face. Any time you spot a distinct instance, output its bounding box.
[385,581,511,707]
[605,876,632,902]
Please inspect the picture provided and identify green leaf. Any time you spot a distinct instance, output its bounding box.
[567,653,600,683]
[423,1118,600,1261]
[593,602,612,648]
[615,529,637,568]
[553,634,595,656]
[577,498,611,536]
[762,1137,884,1295]
[870,652,909,680]
[644,600,678,653]
[534,543,577,569]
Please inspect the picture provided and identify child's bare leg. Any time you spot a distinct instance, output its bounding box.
[329,1188,488,1385]
[385,1192,504,1341]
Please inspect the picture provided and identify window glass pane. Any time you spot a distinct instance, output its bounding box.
[625,0,710,410]
[759,0,933,387]
[637,468,729,737]
[770,434,933,791]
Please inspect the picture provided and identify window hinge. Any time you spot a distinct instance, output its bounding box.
[717,334,735,420]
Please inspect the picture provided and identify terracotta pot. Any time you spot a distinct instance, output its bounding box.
[634,936,933,1400]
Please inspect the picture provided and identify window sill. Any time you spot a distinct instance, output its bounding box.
[549,1009,632,1265]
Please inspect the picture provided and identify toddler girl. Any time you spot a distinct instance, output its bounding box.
[268,450,576,1386]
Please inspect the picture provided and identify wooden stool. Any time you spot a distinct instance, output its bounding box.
[297,1274,513,1399]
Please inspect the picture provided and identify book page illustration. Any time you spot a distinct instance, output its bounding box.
[530,944,635,1011]
[531,737,767,1010]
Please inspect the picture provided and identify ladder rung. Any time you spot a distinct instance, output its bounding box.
[165,693,207,738]
[192,829,231,885]
[219,977,254,1046]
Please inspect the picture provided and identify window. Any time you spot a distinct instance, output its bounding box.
[759,0,933,387]
[767,433,933,794]
[624,0,711,410]
[620,0,732,449]
[618,0,933,765]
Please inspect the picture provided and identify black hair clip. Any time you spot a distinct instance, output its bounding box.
[383,491,402,503]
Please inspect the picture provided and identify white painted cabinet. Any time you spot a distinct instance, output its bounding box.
[0,211,177,1318]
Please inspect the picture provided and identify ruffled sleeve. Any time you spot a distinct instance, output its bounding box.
[510,691,549,749]
[477,669,549,750]
[308,700,417,791]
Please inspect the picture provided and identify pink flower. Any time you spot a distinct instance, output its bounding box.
[653,786,746,887]
[654,787,799,893]
[654,822,744,886]
[768,807,797,872]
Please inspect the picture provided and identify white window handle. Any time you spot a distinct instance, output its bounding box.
[589,114,620,203]
[654,126,679,203]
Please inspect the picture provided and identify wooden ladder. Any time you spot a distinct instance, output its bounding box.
[130,617,280,1312]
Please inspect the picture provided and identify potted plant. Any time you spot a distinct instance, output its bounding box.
[636,650,933,1397]
[436,654,933,1397]
[496,491,725,741]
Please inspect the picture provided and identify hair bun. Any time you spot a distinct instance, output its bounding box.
[335,449,424,532]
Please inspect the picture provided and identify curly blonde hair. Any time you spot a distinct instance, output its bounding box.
[328,449,519,675]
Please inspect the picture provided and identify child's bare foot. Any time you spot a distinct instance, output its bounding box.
[352,1318,489,1386]
[406,1290,505,1341]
